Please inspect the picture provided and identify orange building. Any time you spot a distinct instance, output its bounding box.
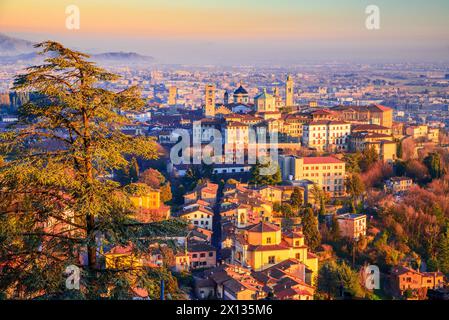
[232,222,318,283]
[336,213,367,240]
[129,188,171,222]
[391,266,445,297]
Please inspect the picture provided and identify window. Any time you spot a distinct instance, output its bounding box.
[209,252,214,257]
[268,256,275,264]
[295,240,300,246]
[192,254,198,258]
[266,237,272,244]
[295,253,301,260]
[200,253,206,258]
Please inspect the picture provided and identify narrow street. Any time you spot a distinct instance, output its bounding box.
[211,183,224,262]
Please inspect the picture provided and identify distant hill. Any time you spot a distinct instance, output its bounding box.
[0,34,154,65]
[92,52,153,62]
[0,33,35,56]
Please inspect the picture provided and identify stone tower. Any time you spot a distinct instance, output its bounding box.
[285,75,294,107]
[168,86,177,106]
[205,84,216,118]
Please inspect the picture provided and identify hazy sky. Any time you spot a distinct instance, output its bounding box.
[1,0,449,65]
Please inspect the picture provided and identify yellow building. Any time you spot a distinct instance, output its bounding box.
[130,189,161,210]
[406,125,428,139]
[168,86,177,106]
[333,104,393,128]
[205,84,216,118]
[349,132,397,163]
[428,127,440,143]
[255,89,277,112]
[232,222,318,283]
[104,244,143,269]
[279,156,346,197]
[129,189,171,222]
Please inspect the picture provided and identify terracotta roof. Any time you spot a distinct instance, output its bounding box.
[105,244,134,255]
[179,206,213,216]
[276,287,313,299]
[244,222,280,233]
[369,104,392,112]
[391,266,420,276]
[352,124,389,131]
[187,242,216,253]
[248,243,291,252]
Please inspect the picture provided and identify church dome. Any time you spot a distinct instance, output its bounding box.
[234,85,248,95]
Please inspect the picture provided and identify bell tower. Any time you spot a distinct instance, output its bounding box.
[205,84,216,118]
[285,75,294,107]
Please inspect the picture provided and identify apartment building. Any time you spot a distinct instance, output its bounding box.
[391,266,445,297]
[279,156,346,196]
[178,204,214,230]
[384,177,414,193]
[336,213,367,240]
[302,120,351,151]
[332,104,393,128]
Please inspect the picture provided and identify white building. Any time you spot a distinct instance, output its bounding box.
[302,120,351,151]
[279,156,346,196]
[178,205,214,231]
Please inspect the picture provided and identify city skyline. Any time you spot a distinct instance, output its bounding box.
[1,0,449,65]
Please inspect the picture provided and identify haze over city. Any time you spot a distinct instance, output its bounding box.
[1,0,449,65]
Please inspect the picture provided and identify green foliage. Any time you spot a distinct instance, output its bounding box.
[345,173,365,213]
[129,157,140,183]
[344,152,362,174]
[424,152,444,180]
[280,203,294,218]
[317,260,366,299]
[396,139,403,159]
[360,146,379,172]
[273,202,282,213]
[160,183,173,203]
[301,207,321,250]
[0,41,185,299]
[330,215,341,242]
[310,184,327,214]
[249,160,281,187]
[290,187,303,210]
[183,165,213,190]
[394,160,407,176]
[437,228,449,275]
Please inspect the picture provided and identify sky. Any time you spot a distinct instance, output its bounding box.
[1,0,449,65]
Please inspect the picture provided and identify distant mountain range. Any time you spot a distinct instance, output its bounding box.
[0,33,35,56]
[0,33,154,64]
